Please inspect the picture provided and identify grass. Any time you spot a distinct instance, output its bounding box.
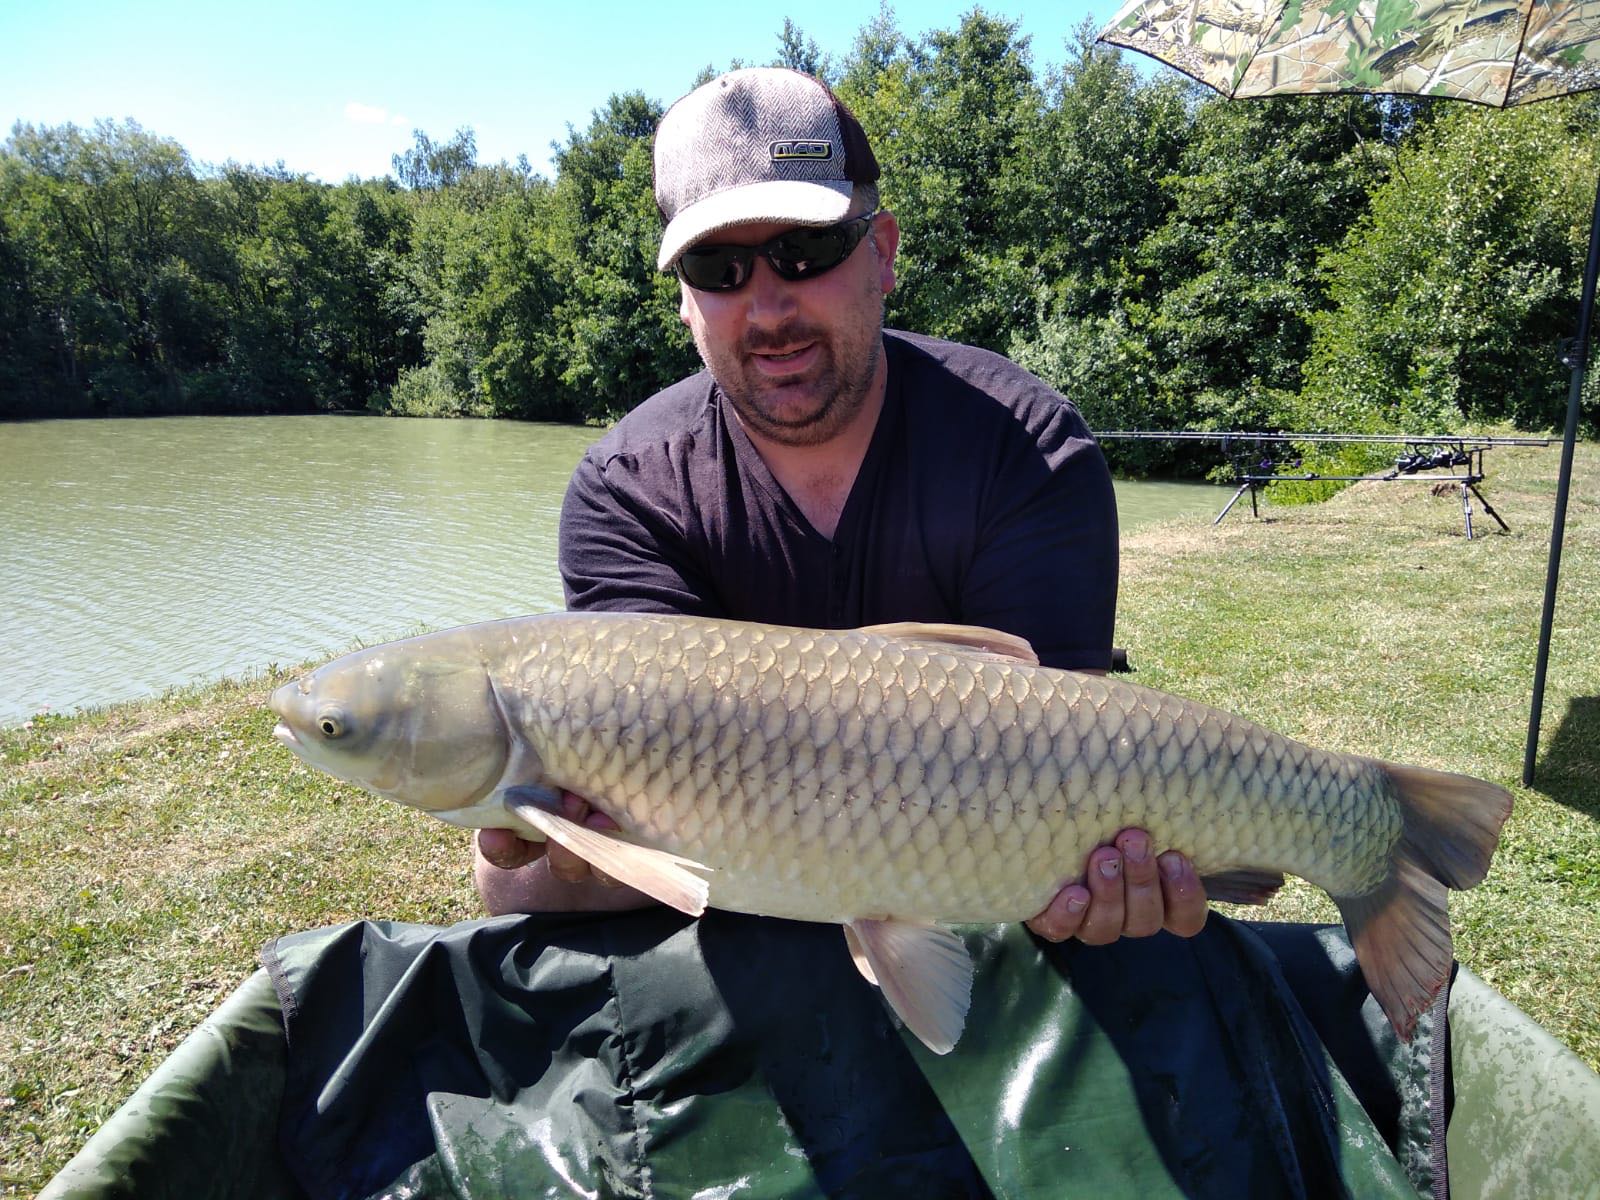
[2,441,1597,1194]
[0,680,475,1194]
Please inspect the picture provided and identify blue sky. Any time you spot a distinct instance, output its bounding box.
[2,1,1121,182]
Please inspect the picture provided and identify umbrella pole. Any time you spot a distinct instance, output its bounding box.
[1522,172,1600,786]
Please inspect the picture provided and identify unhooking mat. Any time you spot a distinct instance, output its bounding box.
[39,912,1600,1199]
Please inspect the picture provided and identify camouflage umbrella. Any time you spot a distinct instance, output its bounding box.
[1099,0,1599,102]
[1099,0,1600,784]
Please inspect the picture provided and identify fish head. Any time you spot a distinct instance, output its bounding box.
[270,640,512,814]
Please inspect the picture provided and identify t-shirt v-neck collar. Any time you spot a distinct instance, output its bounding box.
[716,344,902,548]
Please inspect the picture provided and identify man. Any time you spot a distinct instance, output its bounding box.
[265,71,1437,1198]
[474,66,1208,946]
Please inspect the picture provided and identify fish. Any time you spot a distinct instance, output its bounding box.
[268,612,1512,1054]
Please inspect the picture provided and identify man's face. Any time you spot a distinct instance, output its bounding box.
[678,210,900,447]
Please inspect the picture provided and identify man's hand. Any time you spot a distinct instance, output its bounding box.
[474,791,652,915]
[477,791,624,881]
[1025,829,1208,944]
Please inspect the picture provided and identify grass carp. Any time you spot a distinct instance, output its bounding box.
[269,612,1512,1053]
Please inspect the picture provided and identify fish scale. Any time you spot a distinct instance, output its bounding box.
[516,615,1395,920]
[271,611,1512,1051]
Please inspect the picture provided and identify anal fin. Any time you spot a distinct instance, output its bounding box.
[505,797,712,917]
[845,918,973,1055]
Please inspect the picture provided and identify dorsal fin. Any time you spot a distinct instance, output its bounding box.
[857,622,1039,666]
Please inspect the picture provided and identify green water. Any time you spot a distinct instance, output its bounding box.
[1113,476,1226,530]
[0,416,1220,724]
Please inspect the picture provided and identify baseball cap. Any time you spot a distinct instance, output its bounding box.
[654,67,880,271]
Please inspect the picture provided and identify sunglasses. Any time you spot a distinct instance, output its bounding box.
[674,213,877,292]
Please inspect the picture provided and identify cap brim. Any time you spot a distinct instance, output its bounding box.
[657,179,855,271]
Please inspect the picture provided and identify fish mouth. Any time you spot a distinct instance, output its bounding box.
[272,722,302,751]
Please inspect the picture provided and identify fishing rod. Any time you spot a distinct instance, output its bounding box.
[1095,431,1552,537]
[1097,431,1553,446]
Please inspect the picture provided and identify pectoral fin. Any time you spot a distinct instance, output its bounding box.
[844,918,973,1055]
[504,797,712,917]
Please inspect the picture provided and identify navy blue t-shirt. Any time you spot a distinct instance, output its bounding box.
[559,331,1117,670]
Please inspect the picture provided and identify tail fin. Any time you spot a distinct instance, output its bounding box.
[1336,764,1513,1040]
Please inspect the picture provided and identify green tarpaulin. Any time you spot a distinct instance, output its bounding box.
[39,914,1600,1200]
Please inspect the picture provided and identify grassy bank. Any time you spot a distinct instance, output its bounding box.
[3,442,1597,1193]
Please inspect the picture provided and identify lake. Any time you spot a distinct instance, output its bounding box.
[0,416,1223,726]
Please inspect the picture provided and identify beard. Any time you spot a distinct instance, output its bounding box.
[695,288,886,448]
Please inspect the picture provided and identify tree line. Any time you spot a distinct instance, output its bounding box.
[3,11,1595,474]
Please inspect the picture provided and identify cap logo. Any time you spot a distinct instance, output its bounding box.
[770,139,833,161]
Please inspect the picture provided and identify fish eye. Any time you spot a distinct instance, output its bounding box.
[316,708,348,739]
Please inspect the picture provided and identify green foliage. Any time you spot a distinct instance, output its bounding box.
[773,18,832,81]
[837,1,903,96]
[371,94,694,421]
[3,120,218,414]
[1007,28,1198,472]
[468,183,568,418]
[375,176,498,416]
[846,11,1046,352]
[386,356,481,417]
[219,174,359,409]
[1031,23,1192,318]
[545,92,697,419]
[1300,101,1600,436]
[2,19,1597,447]
[1011,50,1412,475]
[0,179,81,414]
[1012,309,1176,475]
[393,127,478,192]
[385,320,487,417]
[1138,96,1387,403]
